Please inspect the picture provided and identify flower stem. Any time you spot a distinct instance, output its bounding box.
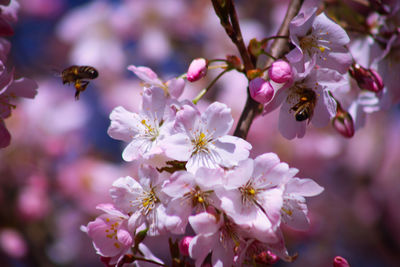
[192,68,230,104]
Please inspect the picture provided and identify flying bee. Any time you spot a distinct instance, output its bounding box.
[290,89,316,122]
[61,65,98,100]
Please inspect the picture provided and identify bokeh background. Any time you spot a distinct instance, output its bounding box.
[1,0,400,266]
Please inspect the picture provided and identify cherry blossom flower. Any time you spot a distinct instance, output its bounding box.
[162,102,251,173]
[0,63,38,148]
[287,8,352,74]
[215,153,288,243]
[109,165,170,236]
[280,170,324,230]
[83,204,132,260]
[264,65,344,139]
[128,64,185,99]
[161,167,223,234]
[188,209,244,267]
[107,86,174,162]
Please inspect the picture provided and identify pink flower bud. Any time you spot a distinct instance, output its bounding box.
[249,78,274,104]
[268,59,292,84]
[333,256,350,267]
[187,58,207,82]
[332,105,355,138]
[179,236,193,256]
[349,63,384,93]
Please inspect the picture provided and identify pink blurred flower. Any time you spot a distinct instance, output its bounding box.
[19,0,65,18]
[57,157,123,213]
[0,228,27,258]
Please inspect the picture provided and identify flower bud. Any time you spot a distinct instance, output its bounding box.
[179,236,193,256]
[268,59,293,84]
[249,78,274,104]
[256,250,279,265]
[349,63,384,93]
[332,103,355,138]
[333,256,350,267]
[187,58,207,82]
[226,55,243,71]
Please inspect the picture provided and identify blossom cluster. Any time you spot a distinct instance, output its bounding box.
[249,0,399,140]
[82,65,324,266]
[0,0,37,148]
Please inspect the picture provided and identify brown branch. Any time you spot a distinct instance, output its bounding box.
[233,0,303,139]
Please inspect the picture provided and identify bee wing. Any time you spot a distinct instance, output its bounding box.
[52,68,62,77]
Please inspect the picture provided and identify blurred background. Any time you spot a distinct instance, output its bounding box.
[1,0,400,266]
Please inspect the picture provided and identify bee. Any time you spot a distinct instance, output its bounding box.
[61,65,98,100]
[290,89,316,122]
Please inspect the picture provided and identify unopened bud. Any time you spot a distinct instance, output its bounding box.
[268,59,293,84]
[255,250,279,265]
[226,55,243,71]
[333,256,350,267]
[249,78,274,104]
[187,58,207,82]
[249,38,263,57]
[179,236,193,256]
[349,63,384,93]
[332,103,354,138]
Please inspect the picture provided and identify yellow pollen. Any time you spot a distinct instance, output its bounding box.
[197,196,204,203]
[114,243,120,249]
[106,218,110,222]
[141,119,154,133]
[282,207,293,216]
[248,188,256,195]
[197,132,206,146]
[319,46,325,53]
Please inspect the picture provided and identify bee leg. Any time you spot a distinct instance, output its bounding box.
[74,80,89,100]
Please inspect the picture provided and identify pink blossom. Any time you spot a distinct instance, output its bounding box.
[107,87,174,162]
[0,228,27,258]
[109,165,170,235]
[188,210,240,267]
[162,167,224,234]
[281,173,324,230]
[187,58,207,82]
[161,102,251,173]
[249,78,274,104]
[84,204,132,259]
[215,153,288,243]
[264,66,342,139]
[268,60,293,84]
[287,9,351,74]
[128,64,185,98]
